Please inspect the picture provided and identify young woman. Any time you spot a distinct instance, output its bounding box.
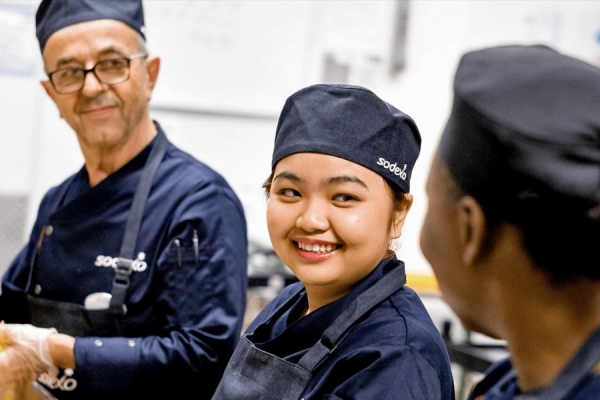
[212,83,455,400]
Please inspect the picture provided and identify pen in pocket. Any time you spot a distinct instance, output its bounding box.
[193,229,199,261]
[174,238,182,267]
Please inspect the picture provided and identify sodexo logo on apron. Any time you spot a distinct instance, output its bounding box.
[94,252,148,272]
[39,368,77,392]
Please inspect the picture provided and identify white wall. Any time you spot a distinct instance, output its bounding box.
[390,0,600,275]
[1,0,600,277]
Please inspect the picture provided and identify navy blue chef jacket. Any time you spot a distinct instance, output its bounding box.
[0,122,248,399]
[469,359,600,400]
[242,257,455,399]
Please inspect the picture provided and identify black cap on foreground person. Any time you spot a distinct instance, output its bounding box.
[441,44,600,218]
[420,44,600,399]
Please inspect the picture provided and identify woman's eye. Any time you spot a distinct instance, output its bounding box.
[333,194,357,202]
[279,188,299,197]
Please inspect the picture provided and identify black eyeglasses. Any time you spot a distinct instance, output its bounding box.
[47,53,148,94]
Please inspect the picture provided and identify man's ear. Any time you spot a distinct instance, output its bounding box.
[457,195,486,266]
[41,80,55,100]
[146,56,160,92]
[40,80,63,118]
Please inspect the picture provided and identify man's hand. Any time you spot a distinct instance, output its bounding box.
[0,324,58,390]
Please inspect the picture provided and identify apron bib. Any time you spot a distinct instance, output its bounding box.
[26,130,168,337]
[212,265,406,400]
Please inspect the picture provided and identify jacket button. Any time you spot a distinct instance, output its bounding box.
[45,225,54,236]
[34,284,42,294]
[94,339,103,347]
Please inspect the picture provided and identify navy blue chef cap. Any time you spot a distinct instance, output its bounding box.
[440,44,600,217]
[272,84,421,193]
[36,0,146,53]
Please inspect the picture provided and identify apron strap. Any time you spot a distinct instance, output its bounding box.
[297,263,406,372]
[109,130,169,312]
[516,324,600,400]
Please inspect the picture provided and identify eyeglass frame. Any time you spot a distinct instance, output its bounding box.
[46,53,149,94]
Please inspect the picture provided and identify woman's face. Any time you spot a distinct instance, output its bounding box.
[267,153,410,301]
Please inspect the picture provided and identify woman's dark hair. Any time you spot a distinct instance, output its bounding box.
[262,171,274,198]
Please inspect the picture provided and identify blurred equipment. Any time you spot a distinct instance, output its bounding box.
[442,320,508,399]
[244,241,297,329]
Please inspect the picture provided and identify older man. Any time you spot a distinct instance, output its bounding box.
[0,0,248,398]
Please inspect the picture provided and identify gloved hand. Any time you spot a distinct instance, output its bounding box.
[0,324,58,391]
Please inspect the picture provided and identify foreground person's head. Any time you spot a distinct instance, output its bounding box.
[420,44,600,336]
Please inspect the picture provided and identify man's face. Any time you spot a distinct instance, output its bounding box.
[420,153,486,332]
[41,19,157,152]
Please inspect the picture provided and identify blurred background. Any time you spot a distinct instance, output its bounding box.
[1,1,599,398]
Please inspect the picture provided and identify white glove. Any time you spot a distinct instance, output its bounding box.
[0,324,58,390]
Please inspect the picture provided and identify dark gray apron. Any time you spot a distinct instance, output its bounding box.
[211,264,406,400]
[26,130,169,337]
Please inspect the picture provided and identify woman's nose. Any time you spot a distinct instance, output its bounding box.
[296,201,329,232]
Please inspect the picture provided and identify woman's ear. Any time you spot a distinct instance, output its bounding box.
[457,195,486,266]
[391,193,413,239]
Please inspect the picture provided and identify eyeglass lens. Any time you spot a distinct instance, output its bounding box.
[51,58,131,94]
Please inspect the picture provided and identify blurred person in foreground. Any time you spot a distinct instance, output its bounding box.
[0,0,248,398]
[420,44,600,400]
[212,83,455,400]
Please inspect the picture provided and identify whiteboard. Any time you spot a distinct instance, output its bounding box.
[144,1,397,116]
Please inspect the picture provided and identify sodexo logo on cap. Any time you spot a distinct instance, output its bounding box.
[272,84,421,193]
[377,158,408,180]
